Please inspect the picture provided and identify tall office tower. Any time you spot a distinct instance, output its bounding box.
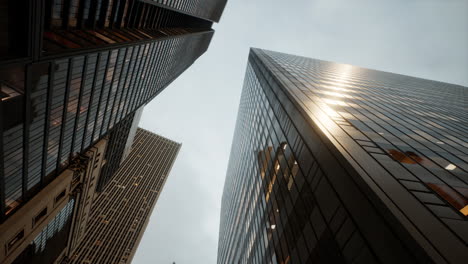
[67,128,180,264]
[218,49,467,264]
[0,0,227,223]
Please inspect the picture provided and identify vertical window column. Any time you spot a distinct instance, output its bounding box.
[133,43,155,107]
[83,51,108,148]
[109,47,131,130]
[126,43,146,114]
[73,54,97,154]
[114,46,136,124]
[3,122,23,214]
[45,59,69,176]
[1,65,26,215]
[59,56,85,168]
[93,49,118,142]
[26,63,51,191]
[102,47,126,134]
[0,97,3,219]
[141,42,162,102]
[122,44,143,116]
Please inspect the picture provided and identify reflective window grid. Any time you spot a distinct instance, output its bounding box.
[0,0,217,221]
[149,0,228,22]
[218,49,467,264]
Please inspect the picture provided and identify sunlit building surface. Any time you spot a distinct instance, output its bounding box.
[68,128,180,264]
[218,48,467,263]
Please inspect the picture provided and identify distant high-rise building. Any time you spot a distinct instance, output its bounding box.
[0,0,227,223]
[218,49,467,264]
[96,106,143,192]
[1,128,180,264]
[68,128,180,264]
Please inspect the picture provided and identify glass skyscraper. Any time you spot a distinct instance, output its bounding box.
[0,0,226,221]
[218,49,467,263]
[0,1,227,263]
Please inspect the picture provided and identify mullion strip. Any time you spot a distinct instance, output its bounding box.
[146,41,163,99]
[121,46,141,118]
[0,90,4,219]
[100,48,124,136]
[143,42,163,101]
[131,43,151,110]
[147,5,156,28]
[56,58,74,171]
[138,43,155,103]
[135,43,155,105]
[140,44,156,102]
[89,0,100,29]
[91,50,113,143]
[77,0,87,28]
[81,52,101,151]
[126,44,146,114]
[150,40,168,97]
[139,3,148,28]
[63,0,72,29]
[41,62,54,185]
[107,48,128,128]
[154,40,170,92]
[116,0,128,28]
[108,47,130,130]
[115,46,136,123]
[108,0,120,28]
[22,65,32,200]
[70,55,89,157]
[128,0,140,28]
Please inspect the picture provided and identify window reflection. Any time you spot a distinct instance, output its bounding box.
[388,149,424,164]
[1,83,21,100]
[427,183,468,216]
[257,142,299,200]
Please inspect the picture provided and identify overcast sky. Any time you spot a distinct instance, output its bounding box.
[133,0,468,263]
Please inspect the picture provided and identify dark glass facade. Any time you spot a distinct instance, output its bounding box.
[149,0,228,22]
[0,0,225,222]
[218,49,467,264]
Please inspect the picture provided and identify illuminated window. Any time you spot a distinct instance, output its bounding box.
[427,183,468,215]
[388,149,424,164]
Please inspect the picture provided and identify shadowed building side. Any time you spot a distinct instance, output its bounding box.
[218,49,467,264]
[0,0,226,223]
[0,1,227,263]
